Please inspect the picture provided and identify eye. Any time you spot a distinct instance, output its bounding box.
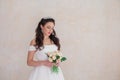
[47,26,54,30]
[46,26,51,29]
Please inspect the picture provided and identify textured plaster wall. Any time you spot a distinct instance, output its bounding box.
[0,0,120,80]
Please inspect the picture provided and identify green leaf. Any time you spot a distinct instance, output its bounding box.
[61,57,67,62]
[51,65,59,74]
[53,60,56,63]
[56,55,60,59]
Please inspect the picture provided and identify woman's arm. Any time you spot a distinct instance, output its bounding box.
[27,51,44,67]
[27,51,54,67]
[27,39,53,67]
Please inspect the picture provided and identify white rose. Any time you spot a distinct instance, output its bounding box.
[48,57,53,62]
[49,53,53,57]
[52,55,56,60]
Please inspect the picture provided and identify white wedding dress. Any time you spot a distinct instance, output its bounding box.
[28,44,65,80]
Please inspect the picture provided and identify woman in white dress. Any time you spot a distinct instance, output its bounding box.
[27,17,65,80]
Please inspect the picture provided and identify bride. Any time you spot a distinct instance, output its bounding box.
[27,17,65,80]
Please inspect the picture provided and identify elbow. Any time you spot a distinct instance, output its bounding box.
[27,61,32,66]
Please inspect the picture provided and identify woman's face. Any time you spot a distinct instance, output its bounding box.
[41,22,55,36]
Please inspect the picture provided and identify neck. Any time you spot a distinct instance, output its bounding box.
[44,36,49,40]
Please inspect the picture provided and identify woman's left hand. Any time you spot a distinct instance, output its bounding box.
[55,60,61,66]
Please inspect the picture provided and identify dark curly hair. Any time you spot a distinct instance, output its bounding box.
[35,18,60,50]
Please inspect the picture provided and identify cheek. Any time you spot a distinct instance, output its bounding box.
[44,28,50,34]
[51,30,53,33]
[46,28,50,32]
[43,28,48,32]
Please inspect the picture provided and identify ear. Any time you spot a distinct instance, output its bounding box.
[40,25,43,29]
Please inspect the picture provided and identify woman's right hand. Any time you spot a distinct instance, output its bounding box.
[43,60,53,67]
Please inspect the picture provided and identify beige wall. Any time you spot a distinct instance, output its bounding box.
[0,0,120,80]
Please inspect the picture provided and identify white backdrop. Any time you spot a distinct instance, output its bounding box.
[0,0,120,80]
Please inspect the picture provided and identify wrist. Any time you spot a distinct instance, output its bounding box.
[38,61,45,66]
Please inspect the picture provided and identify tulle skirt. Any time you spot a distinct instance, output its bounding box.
[28,66,64,80]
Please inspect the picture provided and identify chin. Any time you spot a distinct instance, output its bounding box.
[48,33,51,36]
[46,34,51,37]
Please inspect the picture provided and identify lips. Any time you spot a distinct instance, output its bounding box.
[48,32,51,34]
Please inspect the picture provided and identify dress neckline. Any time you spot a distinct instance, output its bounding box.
[44,44,55,46]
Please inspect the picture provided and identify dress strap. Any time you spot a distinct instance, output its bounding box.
[28,45,37,51]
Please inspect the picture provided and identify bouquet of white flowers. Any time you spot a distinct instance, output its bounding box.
[46,51,67,73]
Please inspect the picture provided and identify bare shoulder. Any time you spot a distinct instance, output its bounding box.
[30,39,36,45]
